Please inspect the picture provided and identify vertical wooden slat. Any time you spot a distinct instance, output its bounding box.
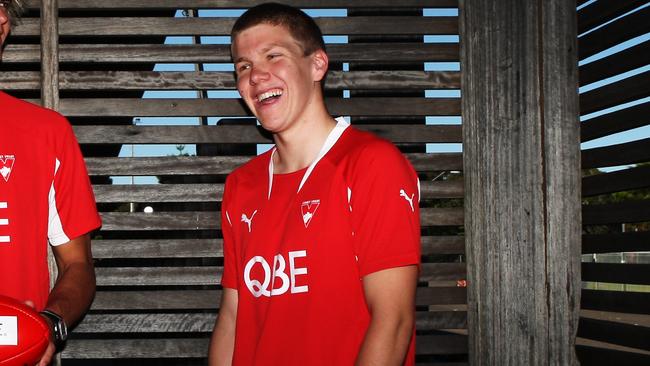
[460,0,580,365]
[40,0,59,110]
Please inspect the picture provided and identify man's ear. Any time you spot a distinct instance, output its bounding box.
[311,49,329,82]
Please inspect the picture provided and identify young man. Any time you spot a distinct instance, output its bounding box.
[0,1,101,365]
[209,3,420,365]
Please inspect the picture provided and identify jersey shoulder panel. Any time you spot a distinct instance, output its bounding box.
[229,148,272,183]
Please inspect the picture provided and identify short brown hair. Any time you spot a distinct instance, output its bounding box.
[231,2,326,56]
[6,0,26,25]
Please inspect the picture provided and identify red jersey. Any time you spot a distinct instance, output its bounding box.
[0,91,101,310]
[221,117,420,365]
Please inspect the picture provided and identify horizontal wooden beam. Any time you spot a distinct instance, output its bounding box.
[581,138,650,169]
[581,101,649,142]
[581,289,650,315]
[579,40,650,87]
[578,317,650,351]
[577,0,646,35]
[52,97,461,117]
[2,43,459,63]
[90,286,467,310]
[576,345,650,365]
[92,180,463,203]
[580,70,650,115]
[97,206,464,230]
[0,70,461,91]
[583,200,650,225]
[14,16,458,36]
[28,0,459,10]
[85,154,464,176]
[582,165,650,197]
[582,231,650,255]
[582,263,650,285]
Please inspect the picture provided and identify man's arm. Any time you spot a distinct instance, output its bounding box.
[37,234,96,366]
[356,265,418,366]
[209,288,238,366]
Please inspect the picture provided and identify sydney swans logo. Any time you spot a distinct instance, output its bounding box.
[0,155,15,182]
[301,200,320,228]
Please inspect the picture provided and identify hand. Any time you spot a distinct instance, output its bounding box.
[23,300,57,366]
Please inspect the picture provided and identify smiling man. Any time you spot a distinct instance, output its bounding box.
[1,1,101,365]
[209,3,420,365]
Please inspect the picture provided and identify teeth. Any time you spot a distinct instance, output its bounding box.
[257,89,283,102]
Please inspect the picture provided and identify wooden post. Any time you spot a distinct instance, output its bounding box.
[460,1,581,365]
[40,0,59,110]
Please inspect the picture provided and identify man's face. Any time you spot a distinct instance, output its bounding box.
[0,0,11,55]
[232,23,327,135]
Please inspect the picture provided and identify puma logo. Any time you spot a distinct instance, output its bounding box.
[241,210,258,233]
[399,189,414,212]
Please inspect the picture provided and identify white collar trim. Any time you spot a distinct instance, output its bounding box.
[267,117,350,199]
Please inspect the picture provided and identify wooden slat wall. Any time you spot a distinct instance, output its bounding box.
[577,1,650,364]
[2,1,466,364]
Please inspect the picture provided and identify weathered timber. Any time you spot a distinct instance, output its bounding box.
[579,40,650,87]
[582,263,650,285]
[582,200,650,225]
[91,180,463,203]
[1,43,459,63]
[14,16,458,36]
[582,165,650,197]
[54,97,460,117]
[581,138,650,169]
[61,334,467,359]
[93,263,464,286]
[40,0,59,110]
[90,287,467,310]
[0,70,461,91]
[74,124,462,144]
[578,5,650,60]
[30,0,459,10]
[581,101,649,142]
[577,0,646,35]
[578,317,650,351]
[582,231,650,255]
[460,0,581,365]
[576,345,650,366]
[581,289,650,315]
[84,154,464,176]
[580,70,650,115]
[97,207,463,231]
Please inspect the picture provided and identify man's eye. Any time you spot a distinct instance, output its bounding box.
[268,54,280,60]
[238,64,250,72]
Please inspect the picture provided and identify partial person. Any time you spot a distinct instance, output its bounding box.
[209,3,420,365]
[0,1,102,364]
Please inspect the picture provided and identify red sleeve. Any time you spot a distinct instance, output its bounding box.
[48,118,101,245]
[349,140,421,277]
[220,174,239,289]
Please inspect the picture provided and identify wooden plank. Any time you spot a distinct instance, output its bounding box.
[61,333,467,359]
[97,207,462,231]
[577,0,646,35]
[582,231,650,255]
[40,0,59,111]
[581,289,650,315]
[581,138,650,169]
[36,0,460,10]
[57,97,461,117]
[1,43,459,63]
[74,124,462,144]
[85,154,464,176]
[582,263,650,285]
[582,200,650,225]
[94,263,464,286]
[581,101,650,142]
[421,235,465,255]
[578,317,650,351]
[579,40,650,87]
[580,71,650,115]
[582,165,650,197]
[461,0,581,364]
[92,180,463,203]
[576,345,650,366]
[578,6,650,60]
[14,16,458,36]
[73,310,466,333]
[0,70,461,91]
[90,286,467,310]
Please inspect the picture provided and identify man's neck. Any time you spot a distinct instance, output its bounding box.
[271,109,336,174]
